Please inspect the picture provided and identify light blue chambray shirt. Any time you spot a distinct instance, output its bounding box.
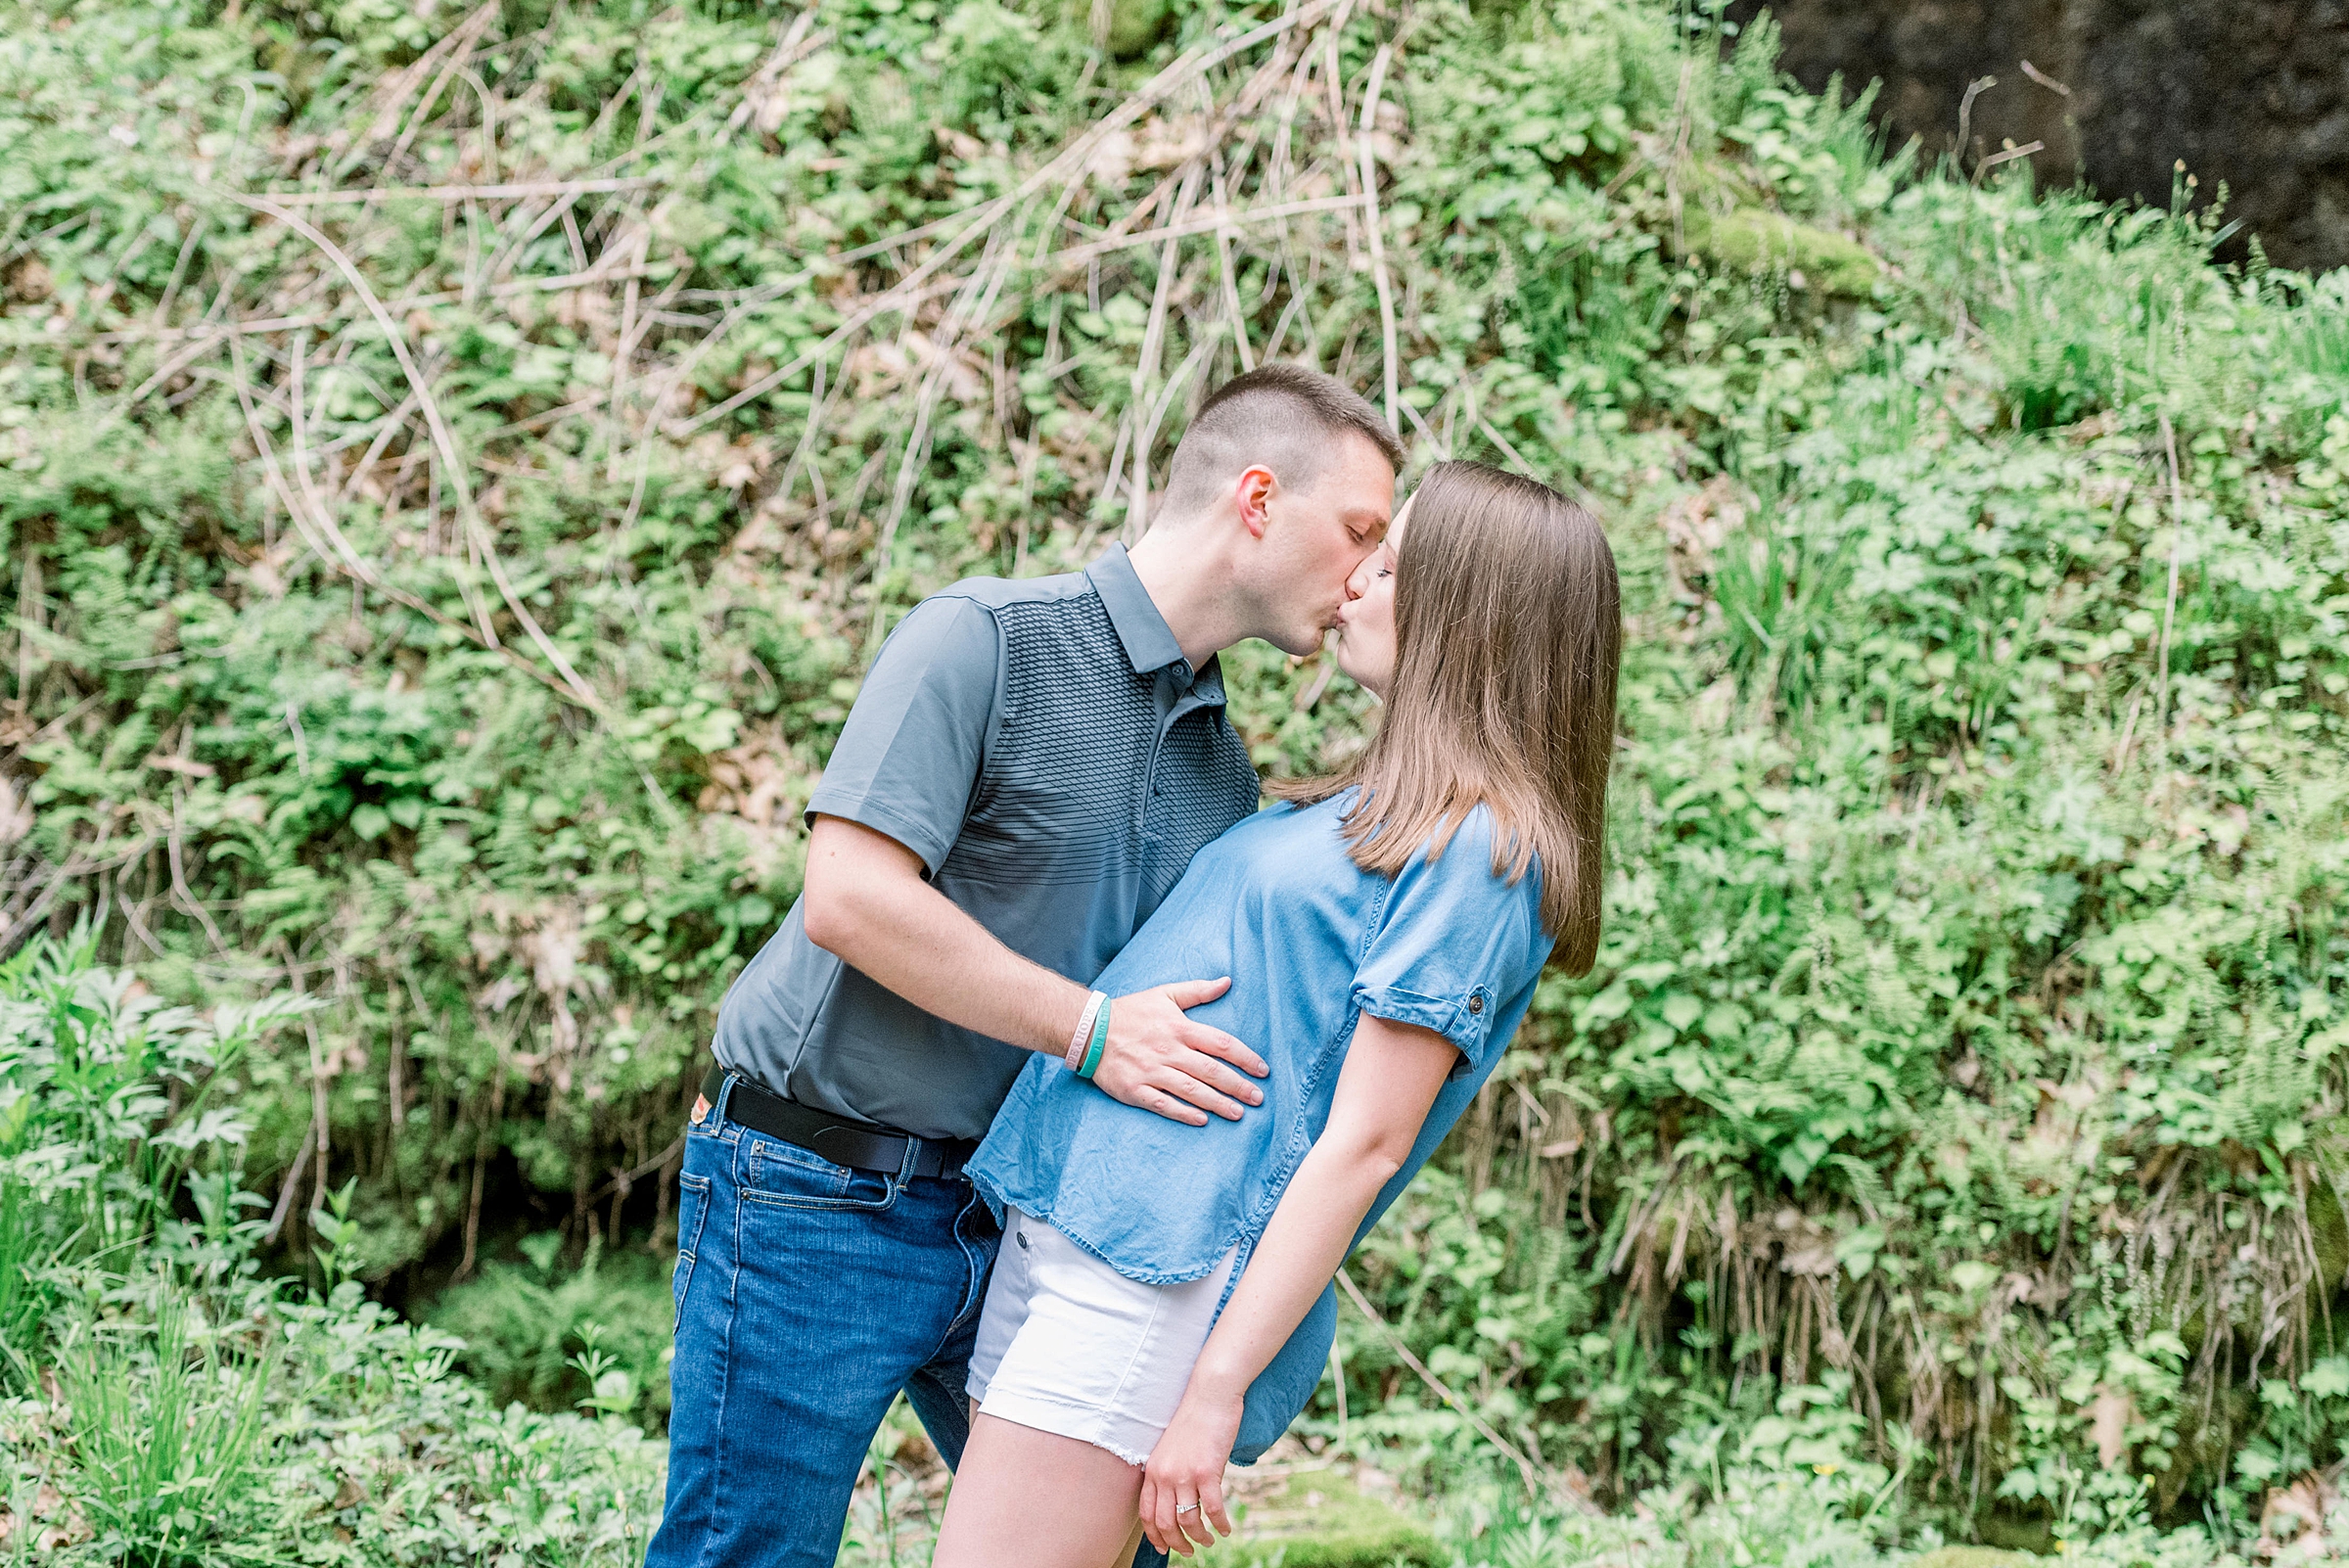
[967,793,1554,1463]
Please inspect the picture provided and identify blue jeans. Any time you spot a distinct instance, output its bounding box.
[644,1088,1174,1568]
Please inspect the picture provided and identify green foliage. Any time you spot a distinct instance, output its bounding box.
[1436,1481,2279,1566]
[428,1232,676,1429]
[3,0,2348,1551]
[0,929,301,1386]
[0,938,664,1563]
[55,1301,277,1563]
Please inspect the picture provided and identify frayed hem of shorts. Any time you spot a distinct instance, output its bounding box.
[975,1391,1158,1467]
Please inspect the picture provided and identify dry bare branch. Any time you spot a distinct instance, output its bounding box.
[258,174,667,207]
[224,191,613,723]
[2156,410,2187,739]
[225,336,591,711]
[1356,41,1400,430]
[1046,193,1366,270]
[682,0,1347,435]
[1337,1268,1595,1511]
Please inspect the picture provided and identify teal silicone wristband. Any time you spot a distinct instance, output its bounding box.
[1077,996,1111,1080]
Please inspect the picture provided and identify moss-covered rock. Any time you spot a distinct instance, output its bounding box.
[1681,208,1882,298]
[1200,1469,1444,1567]
[1109,0,1171,56]
[1067,0,1171,59]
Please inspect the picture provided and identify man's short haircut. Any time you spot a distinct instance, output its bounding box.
[1159,364,1405,521]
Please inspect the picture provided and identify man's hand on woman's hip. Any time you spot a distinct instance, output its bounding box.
[1093,978,1268,1126]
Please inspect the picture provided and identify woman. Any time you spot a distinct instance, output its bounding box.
[933,461,1620,1565]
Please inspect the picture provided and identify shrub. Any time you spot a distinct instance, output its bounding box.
[0,937,666,1565]
[429,1232,676,1430]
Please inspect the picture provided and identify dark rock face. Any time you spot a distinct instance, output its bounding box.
[1727,0,2349,271]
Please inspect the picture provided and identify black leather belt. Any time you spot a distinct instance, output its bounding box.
[700,1064,978,1181]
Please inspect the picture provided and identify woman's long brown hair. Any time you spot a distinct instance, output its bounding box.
[1271,461,1621,973]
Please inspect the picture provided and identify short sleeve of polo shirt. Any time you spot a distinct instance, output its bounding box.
[804,594,1000,875]
[1350,826,1543,1077]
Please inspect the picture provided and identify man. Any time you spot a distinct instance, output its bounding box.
[646,364,1405,1568]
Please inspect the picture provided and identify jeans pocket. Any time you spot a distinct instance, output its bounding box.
[741,1134,898,1212]
[673,1174,713,1313]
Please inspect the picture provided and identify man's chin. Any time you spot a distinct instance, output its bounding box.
[1269,627,1327,659]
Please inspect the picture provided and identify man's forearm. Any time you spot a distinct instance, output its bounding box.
[803,823,1086,1057]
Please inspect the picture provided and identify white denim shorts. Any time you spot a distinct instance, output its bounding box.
[964,1207,1240,1466]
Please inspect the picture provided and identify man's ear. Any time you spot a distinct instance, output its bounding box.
[1233,465,1277,539]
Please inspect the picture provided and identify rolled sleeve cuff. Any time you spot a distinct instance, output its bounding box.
[805,792,957,877]
[1351,983,1489,1068]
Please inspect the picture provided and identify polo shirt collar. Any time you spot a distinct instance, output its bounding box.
[1085,543,1188,678]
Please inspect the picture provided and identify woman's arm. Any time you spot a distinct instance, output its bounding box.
[1139,1011,1461,1554]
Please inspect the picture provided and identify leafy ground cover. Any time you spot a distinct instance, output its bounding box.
[0,937,663,1563]
[0,946,2340,1568]
[3,0,2348,1555]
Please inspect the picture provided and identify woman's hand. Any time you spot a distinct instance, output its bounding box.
[1139,1382,1245,1555]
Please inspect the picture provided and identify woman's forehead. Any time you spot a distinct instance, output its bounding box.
[1387,492,1415,551]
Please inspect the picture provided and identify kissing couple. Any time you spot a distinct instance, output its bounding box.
[644,363,1622,1566]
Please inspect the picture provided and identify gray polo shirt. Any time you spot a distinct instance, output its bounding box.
[712,545,1263,1142]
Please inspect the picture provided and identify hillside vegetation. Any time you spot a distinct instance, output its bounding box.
[3,0,2348,1557]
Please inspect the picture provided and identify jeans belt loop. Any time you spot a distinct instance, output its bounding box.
[895,1130,922,1187]
[713,1069,740,1129]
